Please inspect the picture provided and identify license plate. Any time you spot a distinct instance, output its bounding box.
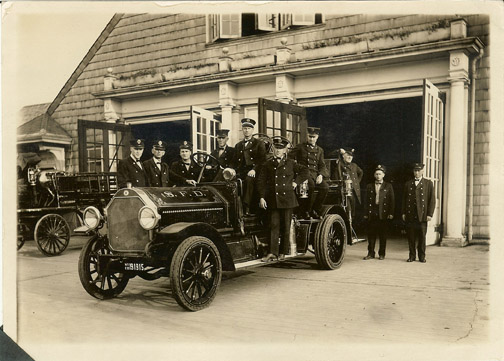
[124,263,144,271]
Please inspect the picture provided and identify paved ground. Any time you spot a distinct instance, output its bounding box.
[16,235,493,361]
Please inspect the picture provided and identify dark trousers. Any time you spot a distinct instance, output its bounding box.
[406,220,427,261]
[269,208,293,256]
[367,207,388,257]
[307,178,329,213]
[238,167,255,208]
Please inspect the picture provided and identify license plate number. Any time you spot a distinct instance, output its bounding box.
[124,263,144,271]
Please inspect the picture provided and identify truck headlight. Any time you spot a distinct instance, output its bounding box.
[83,206,103,230]
[138,206,160,230]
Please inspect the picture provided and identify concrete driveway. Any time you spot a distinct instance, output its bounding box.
[16,235,492,361]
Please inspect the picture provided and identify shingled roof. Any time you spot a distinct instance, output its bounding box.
[19,103,51,126]
[17,112,72,145]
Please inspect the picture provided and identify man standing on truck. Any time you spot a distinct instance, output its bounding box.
[117,138,148,188]
[143,140,189,187]
[332,147,363,219]
[234,118,267,215]
[257,137,309,262]
[170,141,199,186]
[402,163,435,263]
[290,126,330,219]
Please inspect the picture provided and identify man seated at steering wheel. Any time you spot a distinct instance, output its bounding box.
[207,129,236,181]
[169,141,199,186]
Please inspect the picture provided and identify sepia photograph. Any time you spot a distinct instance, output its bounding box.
[2,1,504,360]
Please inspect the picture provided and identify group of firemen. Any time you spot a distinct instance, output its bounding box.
[118,117,435,264]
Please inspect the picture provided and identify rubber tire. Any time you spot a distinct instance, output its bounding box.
[78,234,129,300]
[34,214,71,256]
[314,214,347,270]
[170,236,222,311]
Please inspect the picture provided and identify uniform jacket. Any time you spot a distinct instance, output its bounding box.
[210,145,236,169]
[402,178,436,222]
[257,157,309,209]
[143,158,186,187]
[170,159,202,184]
[117,156,148,188]
[234,138,267,176]
[364,181,395,220]
[290,142,330,180]
[332,161,364,202]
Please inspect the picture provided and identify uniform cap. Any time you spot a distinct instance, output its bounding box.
[375,164,386,173]
[241,118,256,128]
[272,136,289,149]
[413,163,425,170]
[130,139,145,149]
[152,140,166,150]
[340,147,355,156]
[307,127,320,135]
[179,140,192,150]
[216,129,230,138]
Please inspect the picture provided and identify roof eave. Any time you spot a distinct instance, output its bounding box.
[93,37,484,100]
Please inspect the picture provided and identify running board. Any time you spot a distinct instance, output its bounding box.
[235,253,306,270]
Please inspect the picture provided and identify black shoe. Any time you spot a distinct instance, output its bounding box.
[379,256,385,260]
[311,210,322,219]
[407,258,415,262]
[363,255,374,260]
[419,259,426,263]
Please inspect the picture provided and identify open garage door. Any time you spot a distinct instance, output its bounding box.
[422,79,444,245]
[191,106,222,154]
[258,98,307,146]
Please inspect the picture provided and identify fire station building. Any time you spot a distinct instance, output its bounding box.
[22,13,490,245]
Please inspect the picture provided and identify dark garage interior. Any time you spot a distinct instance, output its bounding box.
[307,97,424,231]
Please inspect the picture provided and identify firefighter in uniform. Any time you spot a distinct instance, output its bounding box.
[117,138,148,188]
[402,163,435,263]
[170,141,199,186]
[208,129,236,181]
[332,147,363,218]
[363,165,395,260]
[143,140,188,187]
[257,137,309,262]
[290,126,330,219]
[233,118,267,215]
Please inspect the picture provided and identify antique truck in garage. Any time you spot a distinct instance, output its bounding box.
[78,149,353,311]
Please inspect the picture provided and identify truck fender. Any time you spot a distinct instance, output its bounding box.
[158,222,235,271]
[321,205,352,244]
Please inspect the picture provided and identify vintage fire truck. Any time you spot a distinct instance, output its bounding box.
[78,144,353,311]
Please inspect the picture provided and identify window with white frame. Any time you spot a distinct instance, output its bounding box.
[207,13,324,42]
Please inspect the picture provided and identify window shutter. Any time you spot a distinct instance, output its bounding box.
[292,14,315,26]
[257,14,277,31]
[220,14,241,38]
[279,14,292,30]
[208,14,220,43]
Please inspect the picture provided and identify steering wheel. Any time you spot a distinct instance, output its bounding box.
[252,133,274,153]
[192,152,222,184]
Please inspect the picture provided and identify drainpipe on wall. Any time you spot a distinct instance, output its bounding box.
[467,49,484,243]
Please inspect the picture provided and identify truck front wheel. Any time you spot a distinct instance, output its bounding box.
[170,236,222,311]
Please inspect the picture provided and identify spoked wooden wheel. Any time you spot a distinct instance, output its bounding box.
[78,234,129,299]
[170,236,222,311]
[34,214,71,256]
[314,214,347,270]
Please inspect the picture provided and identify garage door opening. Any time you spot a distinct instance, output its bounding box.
[131,120,190,166]
[306,97,423,231]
